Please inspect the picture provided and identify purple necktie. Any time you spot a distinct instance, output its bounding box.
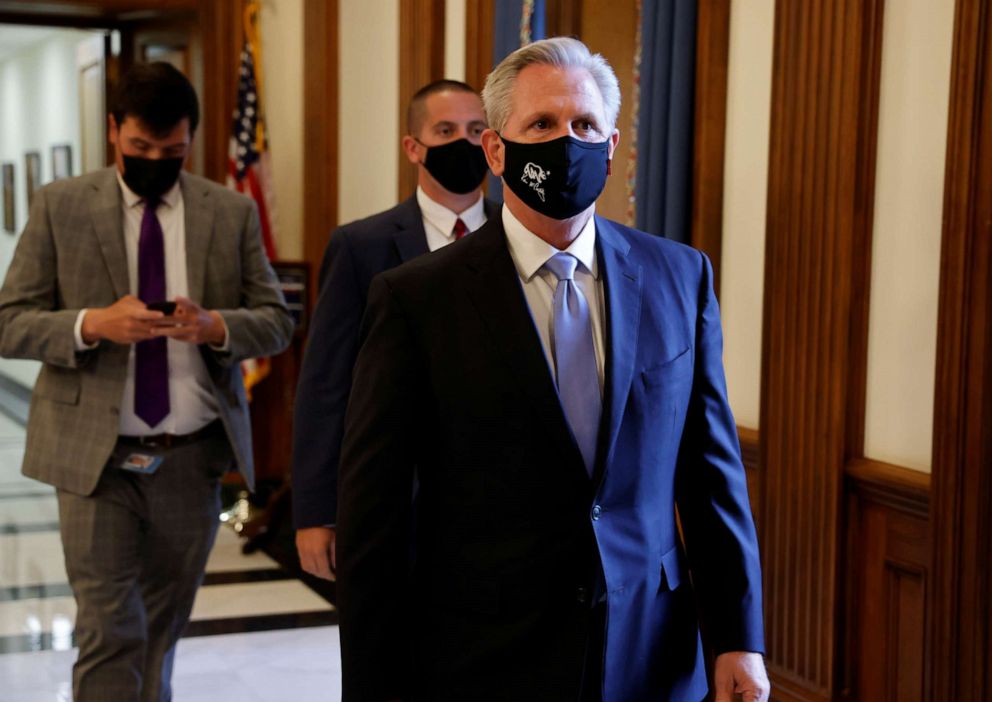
[135,198,170,427]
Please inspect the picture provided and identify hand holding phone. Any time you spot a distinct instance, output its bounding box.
[146,301,177,316]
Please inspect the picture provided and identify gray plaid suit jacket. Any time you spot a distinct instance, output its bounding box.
[0,167,293,496]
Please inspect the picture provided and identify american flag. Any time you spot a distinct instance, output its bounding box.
[227,41,278,261]
[228,41,277,396]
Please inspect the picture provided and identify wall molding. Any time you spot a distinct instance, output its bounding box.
[928,0,992,698]
[691,0,731,292]
[845,458,929,519]
[760,1,886,698]
[302,0,338,290]
[843,458,930,702]
[398,0,446,199]
[464,0,494,94]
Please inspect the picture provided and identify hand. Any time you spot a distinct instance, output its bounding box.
[81,295,165,344]
[713,651,770,702]
[151,296,227,346]
[296,526,337,581]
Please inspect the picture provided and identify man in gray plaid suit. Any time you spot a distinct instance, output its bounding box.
[0,62,293,701]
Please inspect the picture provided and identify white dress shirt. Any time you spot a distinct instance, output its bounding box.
[416,186,487,251]
[501,205,606,393]
[74,172,221,436]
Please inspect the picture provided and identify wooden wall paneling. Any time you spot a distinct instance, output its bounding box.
[465,0,495,93]
[760,1,885,699]
[929,0,992,699]
[845,459,930,702]
[302,0,338,290]
[197,0,242,184]
[545,0,582,38]
[843,0,885,464]
[738,426,761,528]
[398,0,446,199]
[691,0,730,292]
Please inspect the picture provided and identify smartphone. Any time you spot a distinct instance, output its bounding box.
[146,301,177,315]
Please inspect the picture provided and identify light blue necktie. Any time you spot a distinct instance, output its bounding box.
[544,253,602,476]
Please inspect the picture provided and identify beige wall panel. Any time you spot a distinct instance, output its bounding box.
[261,0,304,260]
[719,0,774,429]
[445,0,466,83]
[864,0,955,472]
[338,0,399,224]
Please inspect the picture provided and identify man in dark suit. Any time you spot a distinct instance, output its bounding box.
[0,63,293,701]
[292,80,498,581]
[336,38,769,702]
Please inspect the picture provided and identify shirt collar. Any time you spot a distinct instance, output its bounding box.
[416,186,486,238]
[116,169,182,210]
[502,204,599,282]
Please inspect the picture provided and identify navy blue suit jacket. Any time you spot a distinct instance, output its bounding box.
[291,195,498,528]
[336,215,765,702]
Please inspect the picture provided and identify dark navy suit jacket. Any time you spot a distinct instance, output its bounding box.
[291,195,498,528]
[336,215,765,702]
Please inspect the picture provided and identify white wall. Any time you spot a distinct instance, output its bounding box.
[719,0,775,430]
[338,0,399,224]
[445,0,467,83]
[0,28,98,389]
[261,0,304,260]
[863,0,955,472]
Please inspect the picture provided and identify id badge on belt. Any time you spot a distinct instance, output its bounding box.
[118,453,163,475]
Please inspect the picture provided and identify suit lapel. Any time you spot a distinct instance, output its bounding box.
[90,168,129,299]
[182,173,215,303]
[464,219,585,469]
[596,217,642,470]
[391,196,430,263]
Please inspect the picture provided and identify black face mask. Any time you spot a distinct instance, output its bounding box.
[499,134,610,220]
[121,155,184,200]
[419,138,489,195]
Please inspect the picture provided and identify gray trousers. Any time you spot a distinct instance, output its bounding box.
[57,429,233,702]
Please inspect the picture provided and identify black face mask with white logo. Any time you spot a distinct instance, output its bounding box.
[122,155,184,200]
[419,138,489,195]
[499,134,610,220]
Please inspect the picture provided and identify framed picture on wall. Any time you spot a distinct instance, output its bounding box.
[51,144,72,180]
[25,151,41,209]
[2,163,14,233]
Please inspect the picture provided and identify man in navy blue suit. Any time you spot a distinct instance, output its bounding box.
[292,80,498,581]
[337,38,768,702]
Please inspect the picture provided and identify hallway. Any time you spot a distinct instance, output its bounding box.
[0,411,342,701]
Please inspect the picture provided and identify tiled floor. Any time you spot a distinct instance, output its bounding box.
[0,411,342,701]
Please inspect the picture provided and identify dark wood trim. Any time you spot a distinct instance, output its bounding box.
[929,0,992,699]
[843,458,931,702]
[843,0,886,463]
[465,0,495,94]
[545,0,582,38]
[198,0,241,184]
[846,459,930,519]
[738,426,761,535]
[690,0,730,293]
[738,426,759,473]
[760,1,886,698]
[302,0,338,296]
[398,0,446,198]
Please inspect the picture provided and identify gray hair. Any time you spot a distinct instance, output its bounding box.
[482,37,621,133]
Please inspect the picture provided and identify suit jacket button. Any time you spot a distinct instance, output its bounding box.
[576,587,589,604]
[592,505,602,520]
